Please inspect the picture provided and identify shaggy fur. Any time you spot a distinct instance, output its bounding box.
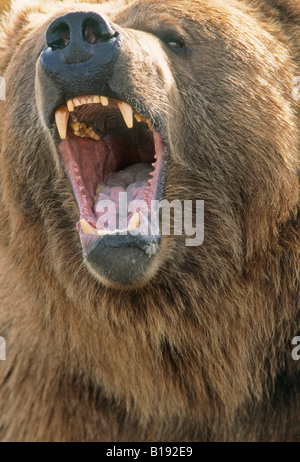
[0,0,299,442]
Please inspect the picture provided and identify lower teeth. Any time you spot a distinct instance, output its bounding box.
[80,212,140,236]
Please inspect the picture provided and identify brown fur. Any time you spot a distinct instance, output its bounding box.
[0,0,299,442]
[0,1,9,11]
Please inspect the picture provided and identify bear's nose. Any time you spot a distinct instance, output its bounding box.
[45,12,119,64]
[40,11,122,98]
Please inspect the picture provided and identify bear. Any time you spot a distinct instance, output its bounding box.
[0,0,299,442]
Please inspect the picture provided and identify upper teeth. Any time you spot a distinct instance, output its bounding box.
[55,95,151,140]
[117,100,133,129]
[55,105,70,140]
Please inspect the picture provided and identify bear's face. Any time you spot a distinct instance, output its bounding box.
[36,3,179,288]
[0,1,299,442]
[0,0,298,291]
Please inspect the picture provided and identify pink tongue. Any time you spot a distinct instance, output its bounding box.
[94,163,152,229]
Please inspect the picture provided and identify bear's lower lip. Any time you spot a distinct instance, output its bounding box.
[54,95,167,286]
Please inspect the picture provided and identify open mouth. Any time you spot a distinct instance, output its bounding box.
[55,96,167,237]
[53,95,167,285]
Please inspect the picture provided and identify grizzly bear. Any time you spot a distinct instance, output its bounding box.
[0,0,299,442]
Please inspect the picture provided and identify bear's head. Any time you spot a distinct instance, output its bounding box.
[0,0,299,291]
[0,0,299,439]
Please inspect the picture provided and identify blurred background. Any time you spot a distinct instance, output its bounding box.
[0,0,10,11]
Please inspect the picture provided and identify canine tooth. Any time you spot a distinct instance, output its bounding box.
[93,95,100,104]
[80,219,98,236]
[134,113,152,129]
[87,97,93,104]
[118,101,133,129]
[134,113,144,123]
[101,96,109,106]
[55,105,69,140]
[128,212,140,231]
[67,99,75,112]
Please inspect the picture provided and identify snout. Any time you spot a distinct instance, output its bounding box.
[40,11,122,98]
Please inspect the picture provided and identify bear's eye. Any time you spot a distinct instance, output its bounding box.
[167,40,183,49]
[158,32,186,52]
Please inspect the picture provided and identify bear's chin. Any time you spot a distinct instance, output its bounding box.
[84,233,161,288]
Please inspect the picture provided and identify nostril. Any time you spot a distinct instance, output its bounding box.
[43,12,120,70]
[83,17,117,44]
[46,22,70,50]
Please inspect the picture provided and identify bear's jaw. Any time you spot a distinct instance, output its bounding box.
[53,95,167,287]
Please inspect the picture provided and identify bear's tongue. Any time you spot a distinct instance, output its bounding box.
[94,163,152,231]
[96,163,152,203]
